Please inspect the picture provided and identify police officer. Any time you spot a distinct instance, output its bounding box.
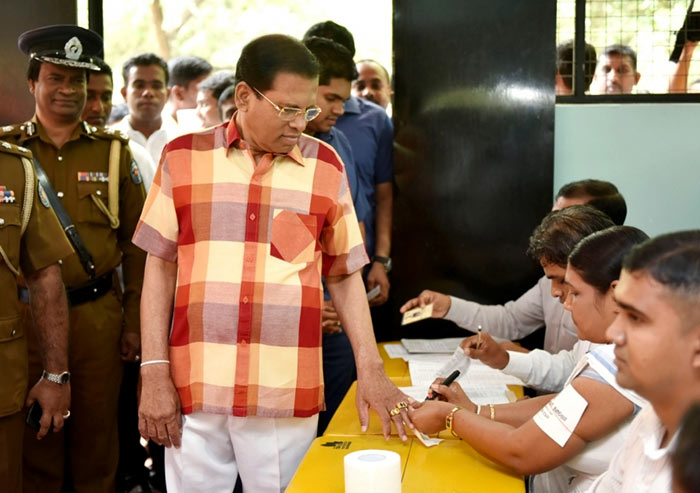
[0,25,147,492]
[0,140,72,493]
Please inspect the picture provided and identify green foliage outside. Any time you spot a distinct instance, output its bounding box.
[77,0,699,96]
[77,0,392,96]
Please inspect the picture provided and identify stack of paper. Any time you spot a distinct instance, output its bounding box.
[388,337,523,405]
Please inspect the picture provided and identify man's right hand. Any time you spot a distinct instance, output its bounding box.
[25,378,70,439]
[138,364,182,448]
[460,332,510,370]
[399,290,451,318]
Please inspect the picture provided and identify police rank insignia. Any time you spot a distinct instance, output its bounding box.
[0,186,16,203]
[130,160,142,185]
[77,171,109,182]
[38,183,50,208]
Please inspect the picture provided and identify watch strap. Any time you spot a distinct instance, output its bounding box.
[42,370,70,385]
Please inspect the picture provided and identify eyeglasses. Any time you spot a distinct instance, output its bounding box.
[253,87,321,122]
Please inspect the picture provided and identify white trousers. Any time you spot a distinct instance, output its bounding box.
[164,412,318,493]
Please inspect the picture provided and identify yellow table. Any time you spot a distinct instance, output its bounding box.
[378,342,411,378]
[323,380,413,437]
[287,435,524,492]
[288,341,526,492]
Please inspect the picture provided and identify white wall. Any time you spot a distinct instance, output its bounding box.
[554,103,700,237]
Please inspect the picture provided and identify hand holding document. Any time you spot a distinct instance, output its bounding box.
[401,303,434,325]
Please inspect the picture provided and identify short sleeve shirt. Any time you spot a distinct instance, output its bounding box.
[335,96,394,256]
[133,120,369,417]
[315,126,371,225]
[0,142,73,417]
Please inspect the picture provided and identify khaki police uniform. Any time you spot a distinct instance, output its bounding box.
[0,140,73,493]
[0,119,147,493]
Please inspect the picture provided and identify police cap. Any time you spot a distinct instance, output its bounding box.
[18,24,103,71]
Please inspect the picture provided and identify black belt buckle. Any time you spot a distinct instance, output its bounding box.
[65,273,113,306]
[17,272,113,307]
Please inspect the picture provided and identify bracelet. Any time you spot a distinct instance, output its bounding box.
[140,359,170,367]
[475,404,481,416]
[446,406,463,438]
[489,403,495,421]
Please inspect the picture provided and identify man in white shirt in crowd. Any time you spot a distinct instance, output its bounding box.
[112,53,174,166]
[163,55,211,126]
[587,230,700,492]
[82,57,156,191]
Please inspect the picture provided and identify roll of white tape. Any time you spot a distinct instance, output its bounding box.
[344,449,401,493]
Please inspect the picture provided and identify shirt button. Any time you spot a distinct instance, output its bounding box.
[57,191,64,198]
[58,259,63,265]
[0,218,4,225]
[243,296,249,303]
[246,256,253,262]
[10,329,16,336]
[57,155,63,161]
[249,213,256,221]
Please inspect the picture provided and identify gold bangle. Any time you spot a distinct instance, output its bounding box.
[489,403,495,421]
[445,406,463,438]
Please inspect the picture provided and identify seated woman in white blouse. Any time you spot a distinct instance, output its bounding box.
[408,226,649,492]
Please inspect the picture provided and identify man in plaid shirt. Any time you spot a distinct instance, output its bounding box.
[133,34,411,492]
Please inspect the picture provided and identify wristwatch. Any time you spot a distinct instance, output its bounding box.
[41,370,71,385]
[373,256,392,273]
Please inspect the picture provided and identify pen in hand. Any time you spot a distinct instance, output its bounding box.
[426,369,461,401]
[477,325,482,349]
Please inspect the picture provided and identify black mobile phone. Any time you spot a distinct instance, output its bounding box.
[25,401,43,432]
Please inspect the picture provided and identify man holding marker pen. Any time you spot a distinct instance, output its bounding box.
[133,34,412,493]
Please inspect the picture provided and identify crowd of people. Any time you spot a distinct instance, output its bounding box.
[0,17,698,493]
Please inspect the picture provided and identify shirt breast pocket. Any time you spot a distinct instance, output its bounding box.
[76,182,111,226]
[270,209,318,264]
[0,203,21,267]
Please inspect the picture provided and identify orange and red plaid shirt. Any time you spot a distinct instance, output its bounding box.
[133,121,368,417]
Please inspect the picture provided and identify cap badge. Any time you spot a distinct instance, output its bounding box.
[64,36,83,60]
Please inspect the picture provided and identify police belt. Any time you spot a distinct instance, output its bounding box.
[18,272,113,307]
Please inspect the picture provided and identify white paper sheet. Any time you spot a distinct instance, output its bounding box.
[383,343,410,360]
[400,337,464,353]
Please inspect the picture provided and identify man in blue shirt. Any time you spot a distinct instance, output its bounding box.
[304,21,395,315]
[302,36,371,434]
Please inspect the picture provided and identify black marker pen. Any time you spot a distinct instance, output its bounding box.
[425,369,461,401]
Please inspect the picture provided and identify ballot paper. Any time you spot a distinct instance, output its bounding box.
[401,304,434,325]
[400,337,464,353]
[436,347,472,377]
[412,428,443,447]
[383,343,410,360]
[367,285,381,301]
[407,357,524,405]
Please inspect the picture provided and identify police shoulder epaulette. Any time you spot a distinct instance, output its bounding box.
[84,122,130,144]
[0,139,33,159]
[0,124,25,139]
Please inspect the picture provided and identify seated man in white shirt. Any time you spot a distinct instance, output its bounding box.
[587,230,700,492]
[112,53,175,166]
[401,181,625,391]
